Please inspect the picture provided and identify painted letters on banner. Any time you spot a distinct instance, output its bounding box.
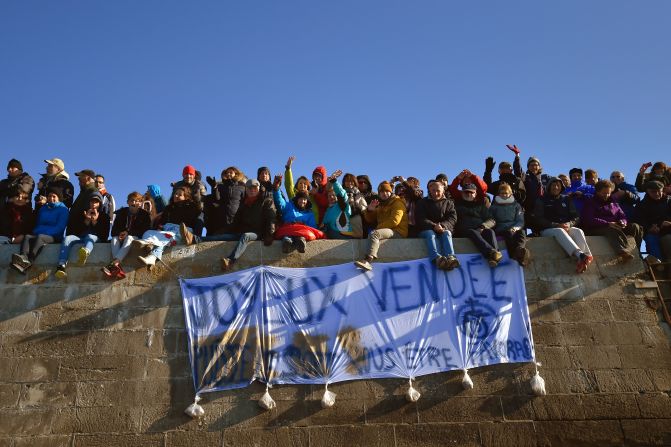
[179,254,535,396]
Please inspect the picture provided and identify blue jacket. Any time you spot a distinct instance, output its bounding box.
[565,180,594,213]
[273,190,317,228]
[33,201,69,241]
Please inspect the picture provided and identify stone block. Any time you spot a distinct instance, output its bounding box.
[609,299,659,323]
[590,322,644,345]
[58,355,146,381]
[535,420,624,446]
[538,369,599,395]
[579,393,640,419]
[595,255,646,278]
[619,346,671,369]
[621,419,671,446]
[139,404,226,433]
[0,384,21,408]
[141,307,185,329]
[530,394,585,420]
[15,435,72,447]
[86,331,158,356]
[534,346,572,369]
[417,396,503,423]
[479,421,536,447]
[593,369,657,393]
[530,323,562,346]
[528,301,561,323]
[73,434,165,447]
[637,393,671,419]
[568,345,621,369]
[224,427,309,447]
[639,324,671,347]
[307,425,395,447]
[648,369,671,392]
[395,422,481,447]
[0,332,89,358]
[559,322,594,345]
[558,300,613,323]
[166,431,223,447]
[499,396,535,420]
[145,356,191,380]
[0,408,55,435]
[11,358,60,382]
[0,311,40,333]
[363,396,417,424]
[18,382,76,408]
[51,407,143,434]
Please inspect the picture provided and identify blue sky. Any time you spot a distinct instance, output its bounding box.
[1,0,669,199]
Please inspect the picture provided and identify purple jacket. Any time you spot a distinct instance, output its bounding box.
[581,196,627,229]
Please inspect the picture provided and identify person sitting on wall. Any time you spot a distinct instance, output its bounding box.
[55,191,109,279]
[135,186,200,267]
[488,182,530,267]
[564,168,595,214]
[11,187,69,274]
[341,173,367,238]
[172,165,207,237]
[35,158,74,209]
[204,166,246,237]
[321,170,355,239]
[354,181,408,271]
[0,159,34,215]
[272,174,323,254]
[531,177,593,273]
[454,183,502,268]
[636,180,671,265]
[102,191,152,280]
[0,190,34,245]
[415,179,459,271]
[581,180,643,263]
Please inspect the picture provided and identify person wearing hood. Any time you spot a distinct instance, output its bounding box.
[35,158,74,209]
[454,183,502,267]
[483,145,526,204]
[204,166,246,236]
[581,180,643,262]
[172,165,207,236]
[55,190,109,279]
[449,169,488,203]
[565,168,595,214]
[415,180,459,271]
[309,165,329,225]
[321,170,353,239]
[635,180,671,264]
[11,187,69,274]
[532,177,593,273]
[354,181,408,271]
[143,184,167,227]
[0,159,35,214]
[488,183,530,267]
[0,190,34,244]
[272,174,318,253]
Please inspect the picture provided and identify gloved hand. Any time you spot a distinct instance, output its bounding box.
[206,176,217,189]
[506,144,521,155]
[485,157,496,171]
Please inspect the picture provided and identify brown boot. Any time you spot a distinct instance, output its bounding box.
[180,223,194,246]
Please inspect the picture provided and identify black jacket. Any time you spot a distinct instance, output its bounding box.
[232,195,276,240]
[66,191,110,240]
[636,194,671,234]
[532,194,580,230]
[205,179,246,234]
[0,172,35,211]
[67,185,98,236]
[159,200,200,229]
[111,207,152,238]
[0,202,35,239]
[415,196,457,233]
[36,173,75,209]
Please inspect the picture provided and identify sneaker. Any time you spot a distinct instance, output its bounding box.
[138,254,157,266]
[282,238,293,254]
[646,255,662,266]
[115,265,126,280]
[354,259,373,271]
[221,257,232,271]
[180,223,195,246]
[55,265,67,280]
[11,261,27,274]
[77,247,90,266]
[435,256,447,270]
[487,250,503,267]
[444,255,460,271]
[101,262,117,278]
[11,253,22,266]
[295,237,307,253]
[516,247,531,267]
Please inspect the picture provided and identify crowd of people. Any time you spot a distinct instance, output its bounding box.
[1,146,670,280]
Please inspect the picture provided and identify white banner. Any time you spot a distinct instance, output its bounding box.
[180,254,535,395]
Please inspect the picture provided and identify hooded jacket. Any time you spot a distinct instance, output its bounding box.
[531,178,580,229]
[207,176,246,234]
[159,199,200,229]
[489,197,525,233]
[111,207,152,238]
[232,193,276,240]
[322,181,352,236]
[310,166,329,224]
[36,172,74,209]
[565,179,595,213]
[454,197,495,234]
[33,201,69,241]
[363,194,408,237]
[67,191,110,239]
[0,172,35,211]
[67,183,98,235]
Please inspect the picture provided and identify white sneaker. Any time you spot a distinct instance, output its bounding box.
[138,254,157,266]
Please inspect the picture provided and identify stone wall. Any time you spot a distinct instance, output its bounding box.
[0,237,670,446]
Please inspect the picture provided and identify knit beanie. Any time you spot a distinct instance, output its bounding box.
[182,165,196,176]
[527,156,541,168]
[7,159,22,171]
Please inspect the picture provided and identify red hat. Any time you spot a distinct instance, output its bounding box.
[182,165,196,176]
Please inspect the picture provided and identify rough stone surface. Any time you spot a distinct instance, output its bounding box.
[0,237,669,446]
